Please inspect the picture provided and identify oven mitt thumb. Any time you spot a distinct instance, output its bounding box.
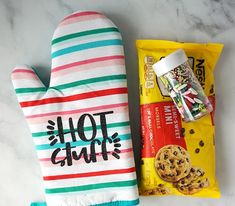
[11,11,139,206]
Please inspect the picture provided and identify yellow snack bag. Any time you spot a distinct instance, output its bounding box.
[136,40,223,197]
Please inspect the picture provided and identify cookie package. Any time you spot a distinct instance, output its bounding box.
[136,40,223,197]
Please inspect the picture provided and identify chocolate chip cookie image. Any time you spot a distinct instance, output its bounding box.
[174,167,210,195]
[140,184,171,196]
[155,145,191,182]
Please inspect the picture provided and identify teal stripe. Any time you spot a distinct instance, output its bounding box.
[30,199,139,206]
[45,179,137,194]
[36,133,131,150]
[91,199,140,206]
[53,74,126,90]
[15,87,47,94]
[52,27,119,45]
[32,121,130,137]
[51,39,123,58]
[15,75,126,94]
[30,203,47,206]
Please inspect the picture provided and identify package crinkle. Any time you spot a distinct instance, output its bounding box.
[136,40,223,197]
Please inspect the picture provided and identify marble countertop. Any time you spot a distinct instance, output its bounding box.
[1,0,235,205]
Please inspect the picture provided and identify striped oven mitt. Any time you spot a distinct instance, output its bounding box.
[11,11,139,206]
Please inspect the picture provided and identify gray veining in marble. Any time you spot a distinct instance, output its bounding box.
[0,0,235,205]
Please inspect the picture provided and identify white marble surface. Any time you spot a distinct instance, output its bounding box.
[0,0,235,205]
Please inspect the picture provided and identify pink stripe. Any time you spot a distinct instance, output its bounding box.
[52,55,124,72]
[12,69,35,74]
[63,11,101,21]
[60,14,105,26]
[39,149,133,167]
[35,127,130,143]
[27,106,128,125]
[11,72,39,80]
[51,59,125,78]
[40,148,132,162]
[26,102,128,119]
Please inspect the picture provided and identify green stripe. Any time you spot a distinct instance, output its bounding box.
[52,27,119,45]
[15,75,126,94]
[36,133,131,150]
[30,203,46,206]
[32,121,130,137]
[45,179,137,194]
[51,39,123,58]
[91,199,139,206]
[15,87,47,94]
[30,199,139,206]
[53,74,126,90]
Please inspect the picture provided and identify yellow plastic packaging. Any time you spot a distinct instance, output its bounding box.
[136,40,223,198]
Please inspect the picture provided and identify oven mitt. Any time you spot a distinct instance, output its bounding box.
[11,11,139,206]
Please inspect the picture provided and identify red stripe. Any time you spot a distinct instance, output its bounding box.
[12,69,35,74]
[20,87,127,107]
[52,55,124,72]
[63,11,101,21]
[43,167,136,181]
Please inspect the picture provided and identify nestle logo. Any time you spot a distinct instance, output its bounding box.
[194,59,205,89]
